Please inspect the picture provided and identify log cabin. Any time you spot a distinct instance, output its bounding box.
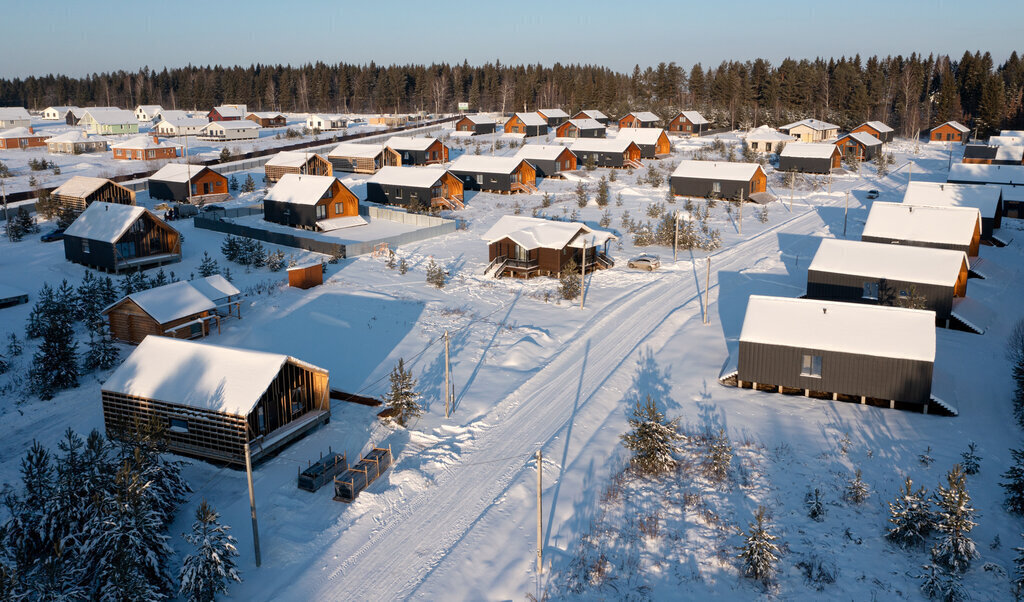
[670,161,768,201]
[861,202,982,258]
[836,132,882,161]
[615,128,671,158]
[0,127,47,150]
[513,144,577,178]
[366,167,465,210]
[207,104,247,121]
[568,138,642,169]
[667,111,709,136]
[903,181,1003,239]
[572,109,610,125]
[778,143,842,174]
[44,130,108,154]
[101,336,330,467]
[482,215,616,278]
[743,125,794,153]
[806,238,970,328]
[197,120,260,141]
[449,156,537,194]
[536,109,570,127]
[148,164,229,203]
[555,119,606,139]
[779,119,840,142]
[504,112,548,137]
[327,142,401,174]
[454,114,496,135]
[385,136,449,165]
[102,275,242,344]
[264,151,333,183]
[930,121,970,143]
[852,121,894,143]
[63,202,181,272]
[246,111,287,127]
[734,295,939,411]
[0,107,31,128]
[263,174,359,230]
[617,112,660,129]
[52,176,135,212]
[111,135,181,161]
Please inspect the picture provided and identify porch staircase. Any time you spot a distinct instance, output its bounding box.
[511,181,539,194]
[595,253,614,269]
[483,256,508,278]
[625,158,643,170]
[431,196,465,210]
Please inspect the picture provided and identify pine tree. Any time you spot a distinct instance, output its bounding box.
[559,259,581,300]
[1001,447,1024,514]
[620,396,681,476]
[6,332,22,357]
[738,506,780,587]
[596,176,609,207]
[383,358,422,427]
[228,175,239,191]
[845,468,870,504]
[385,251,397,270]
[179,500,242,602]
[575,182,588,208]
[805,488,826,522]
[919,564,968,602]
[960,441,981,475]
[220,235,241,263]
[152,268,169,287]
[1013,537,1024,600]
[242,174,255,193]
[931,464,979,573]
[25,283,56,339]
[250,241,267,268]
[75,271,101,326]
[1008,319,1024,429]
[398,258,409,275]
[266,250,286,272]
[83,323,120,372]
[98,276,120,307]
[425,258,446,289]
[0,442,54,580]
[704,428,732,483]
[197,251,220,277]
[28,309,79,400]
[222,267,233,283]
[887,477,935,549]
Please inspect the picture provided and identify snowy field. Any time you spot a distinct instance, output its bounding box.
[1,128,1019,601]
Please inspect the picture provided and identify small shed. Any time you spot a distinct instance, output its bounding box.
[779,119,840,142]
[449,156,537,194]
[736,295,936,408]
[836,132,882,161]
[852,121,894,143]
[0,127,47,150]
[618,112,660,129]
[454,115,496,135]
[148,164,229,202]
[504,113,548,137]
[555,118,606,139]
[366,166,465,210]
[615,128,671,158]
[806,238,969,326]
[861,202,982,258]
[513,144,577,178]
[102,276,242,344]
[536,109,570,128]
[572,109,610,125]
[265,151,333,183]
[569,138,642,169]
[247,112,286,127]
[930,121,970,143]
[44,130,108,154]
[482,215,616,278]
[111,135,180,161]
[385,136,449,165]
[197,120,260,141]
[670,161,767,200]
[263,174,359,230]
[306,114,347,131]
[903,181,1003,238]
[328,142,401,174]
[52,176,135,212]
[667,111,709,136]
[208,104,247,121]
[778,143,841,173]
[288,263,324,289]
[101,336,330,467]
[743,126,794,153]
[63,202,181,272]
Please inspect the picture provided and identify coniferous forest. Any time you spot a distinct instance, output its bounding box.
[1,51,1023,137]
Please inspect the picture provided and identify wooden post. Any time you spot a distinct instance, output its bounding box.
[244,442,261,567]
[738,190,743,235]
[673,210,678,261]
[843,191,849,237]
[828,171,832,195]
[444,330,451,419]
[703,257,711,324]
[536,449,543,575]
[789,172,794,211]
[908,161,912,186]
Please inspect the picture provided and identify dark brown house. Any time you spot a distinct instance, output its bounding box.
[102,276,242,344]
[852,121,894,143]
[504,113,548,137]
[63,202,181,272]
[385,136,449,165]
[449,156,537,194]
[247,112,286,127]
[569,138,642,169]
[51,176,136,213]
[667,111,709,136]
[482,215,615,278]
[366,167,465,210]
[454,115,496,135]
[861,202,982,258]
[148,164,229,202]
[671,161,768,200]
[264,151,333,183]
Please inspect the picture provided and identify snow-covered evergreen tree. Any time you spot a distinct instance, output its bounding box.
[0,442,54,581]
[919,564,967,602]
[932,464,979,573]
[6,332,22,357]
[179,500,241,602]
[1008,319,1024,429]
[845,468,870,504]
[220,235,241,263]
[559,259,581,300]
[98,276,120,307]
[383,358,422,428]
[738,506,780,587]
[961,441,981,475]
[152,268,169,287]
[266,250,285,272]
[805,488,826,522]
[83,323,120,372]
[704,428,732,483]
[74,270,101,324]
[620,396,681,476]
[1002,447,1024,514]
[28,312,79,400]
[887,477,935,549]
[25,283,56,339]
[1013,536,1024,600]
[425,258,446,289]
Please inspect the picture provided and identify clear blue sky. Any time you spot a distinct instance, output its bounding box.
[2,0,1021,78]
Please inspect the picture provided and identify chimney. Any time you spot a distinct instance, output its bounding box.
[28,126,33,134]
[153,135,159,144]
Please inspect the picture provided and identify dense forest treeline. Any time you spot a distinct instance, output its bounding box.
[2,51,1023,137]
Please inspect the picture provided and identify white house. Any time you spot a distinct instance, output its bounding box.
[743,125,795,153]
[779,119,841,142]
[307,114,347,131]
[155,117,209,137]
[0,107,32,128]
[197,120,260,141]
[42,106,79,120]
[135,105,163,122]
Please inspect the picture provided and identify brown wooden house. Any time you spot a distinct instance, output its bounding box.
[385,136,449,165]
[454,115,496,135]
[503,113,548,137]
[666,111,709,136]
[328,142,401,174]
[835,132,882,161]
[617,111,660,129]
[930,121,970,143]
[615,128,671,158]
[101,337,331,466]
[148,164,229,202]
[52,176,136,213]
[63,202,181,272]
[263,174,359,230]
[264,151,333,183]
[0,127,47,150]
[852,121,894,143]
[482,215,616,278]
[247,111,286,127]
[102,276,242,344]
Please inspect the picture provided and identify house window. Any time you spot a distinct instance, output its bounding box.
[712,182,722,194]
[82,240,90,254]
[147,149,155,158]
[475,174,483,185]
[290,387,304,416]
[315,204,326,219]
[801,354,823,378]
[335,202,342,215]
[395,187,403,199]
[257,407,266,433]
[168,418,189,434]
[862,282,879,300]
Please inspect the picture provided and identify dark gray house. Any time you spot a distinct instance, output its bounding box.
[365,167,465,210]
[569,138,643,169]
[449,156,537,194]
[572,109,610,126]
[537,109,570,128]
[735,295,937,409]
[513,145,577,178]
[263,174,360,230]
[670,160,768,200]
[555,118,606,139]
[852,121,894,143]
[962,144,1024,166]
[384,136,448,165]
[861,202,982,258]
[805,238,969,327]
[63,202,182,273]
[903,181,1003,238]
[454,115,496,135]
[778,143,842,174]
[147,164,228,202]
[504,113,549,137]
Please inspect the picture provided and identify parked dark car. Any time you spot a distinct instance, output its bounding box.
[201,205,225,213]
[41,228,66,242]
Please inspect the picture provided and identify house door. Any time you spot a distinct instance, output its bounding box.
[431,185,441,199]
[511,172,520,184]
[514,244,528,261]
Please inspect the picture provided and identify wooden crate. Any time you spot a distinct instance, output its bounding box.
[298,451,347,492]
[333,446,393,503]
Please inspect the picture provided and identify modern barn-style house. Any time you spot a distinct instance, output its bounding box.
[449,156,537,194]
[366,167,465,210]
[328,142,401,174]
[572,109,610,125]
[101,337,330,467]
[555,118,606,139]
[513,144,577,178]
[778,143,842,173]
[63,202,181,272]
[569,138,642,169]
[779,119,840,142]
[615,128,671,158]
[385,136,449,165]
[671,161,768,200]
[454,114,496,135]
[852,121,894,143]
[102,276,242,344]
[148,164,229,202]
[618,112,660,129]
[667,111,709,136]
[264,151,333,183]
[962,144,1024,165]
[536,109,570,127]
[51,176,135,212]
[836,131,882,161]
[482,215,615,279]
[861,202,982,258]
[903,181,1003,238]
[263,174,359,230]
[930,121,970,143]
[504,113,548,137]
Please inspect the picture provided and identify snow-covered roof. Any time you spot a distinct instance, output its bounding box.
[538,109,569,119]
[136,105,162,116]
[624,111,660,122]
[514,112,547,126]
[386,136,439,152]
[935,120,969,133]
[212,105,247,118]
[317,215,368,231]
[309,113,346,121]
[329,142,386,159]
[69,106,119,119]
[368,166,448,188]
[52,176,118,198]
[780,118,840,132]
[569,138,636,153]
[615,127,667,145]
[45,130,105,143]
[740,295,935,362]
[862,202,980,246]
[989,135,1024,146]
[947,163,1024,185]
[247,111,284,119]
[671,160,764,182]
[562,118,604,130]
[676,111,708,125]
[808,238,967,287]
[265,174,337,205]
[449,155,528,175]
[123,280,216,324]
[576,109,608,121]
[111,135,180,150]
[45,105,78,115]
[993,146,1024,162]
[460,114,494,125]
[85,108,136,125]
[265,151,322,168]
[157,117,208,129]
[188,274,241,303]
[0,107,31,120]
[840,131,882,147]
[780,142,839,159]
[514,144,574,161]
[102,337,315,416]
[0,127,42,139]
[157,110,192,121]
[1002,185,1024,203]
[481,215,615,250]
[903,181,1001,219]
[150,163,217,183]
[64,202,153,243]
[744,125,795,143]
[859,121,894,134]
[201,120,259,131]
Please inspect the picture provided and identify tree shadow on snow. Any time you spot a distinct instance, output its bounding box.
[622,348,676,414]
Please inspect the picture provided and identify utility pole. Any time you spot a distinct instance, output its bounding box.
[244,443,261,567]
[908,161,913,186]
[789,172,794,211]
[737,190,743,235]
[536,449,543,576]
[673,210,678,261]
[843,191,849,238]
[444,330,451,418]
[184,134,193,207]
[703,257,711,324]
[1,178,9,239]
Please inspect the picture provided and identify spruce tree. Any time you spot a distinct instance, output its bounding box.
[620,396,681,476]
[28,307,79,400]
[1007,319,1024,428]
[1013,536,1024,600]
[6,332,22,357]
[383,358,422,427]
[845,468,870,504]
[228,175,239,191]
[575,182,588,208]
[704,428,732,483]
[960,441,981,475]
[398,259,408,275]
[931,464,979,573]
[197,251,220,277]
[75,271,101,325]
[25,283,56,339]
[887,477,935,549]
[1001,447,1024,514]
[559,259,581,300]
[738,506,780,587]
[596,176,609,207]
[179,501,242,602]
[0,442,54,580]
[805,488,826,522]
[425,258,446,289]
[220,235,241,263]
[242,174,255,193]
[98,276,120,307]
[267,250,286,272]
[83,323,120,372]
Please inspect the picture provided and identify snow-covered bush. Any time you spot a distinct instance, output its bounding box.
[887,477,935,549]
[737,506,779,587]
[619,395,681,476]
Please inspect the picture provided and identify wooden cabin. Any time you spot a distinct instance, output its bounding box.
[667,111,709,136]
[287,264,324,289]
[513,145,577,178]
[328,142,401,174]
[52,176,135,212]
[852,121,894,143]
[930,121,970,143]
[385,136,449,165]
[455,115,496,135]
[836,132,882,162]
[806,238,969,327]
[555,119,606,139]
[111,135,180,161]
[208,104,247,121]
[264,151,333,183]
[0,127,47,150]
[861,202,982,258]
[903,181,1003,238]
[263,174,359,230]
[42,106,78,121]
[504,113,548,137]
[101,337,330,467]
[81,109,139,135]
[618,112,660,129]
[449,156,537,194]
[63,202,181,272]
[154,117,208,136]
[197,120,260,141]
[572,109,610,125]
[0,107,31,128]
[148,164,229,202]
[779,143,842,174]
[735,295,937,410]
[482,215,616,279]
[743,125,794,153]
[102,276,241,344]
[307,114,347,131]
[134,105,163,122]
[671,161,767,201]
[569,138,642,169]
[247,112,286,127]
[615,128,671,158]
[366,167,465,210]
[536,109,570,128]
[779,119,840,142]
[962,144,1024,165]
[44,130,108,154]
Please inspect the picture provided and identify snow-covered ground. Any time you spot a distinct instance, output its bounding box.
[2,129,1018,601]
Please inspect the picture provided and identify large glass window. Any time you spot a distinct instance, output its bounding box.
[801,354,823,378]
[862,282,879,300]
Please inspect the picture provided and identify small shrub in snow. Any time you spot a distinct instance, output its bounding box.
[805,488,826,522]
[887,477,935,549]
[541,192,551,208]
[559,259,581,300]
[838,432,852,455]
[608,169,617,182]
[398,258,409,275]
[266,250,286,272]
[385,251,397,270]
[738,506,779,587]
[1001,447,1024,514]
[703,428,732,484]
[575,182,588,208]
[383,358,422,428]
[757,205,769,223]
[931,464,978,573]
[796,552,838,590]
[599,210,611,228]
[425,258,446,289]
[961,441,981,475]
[620,395,681,476]
[615,192,623,207]
[569,209,579,222]
[844,468,870,504]
[920,446,935,467]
